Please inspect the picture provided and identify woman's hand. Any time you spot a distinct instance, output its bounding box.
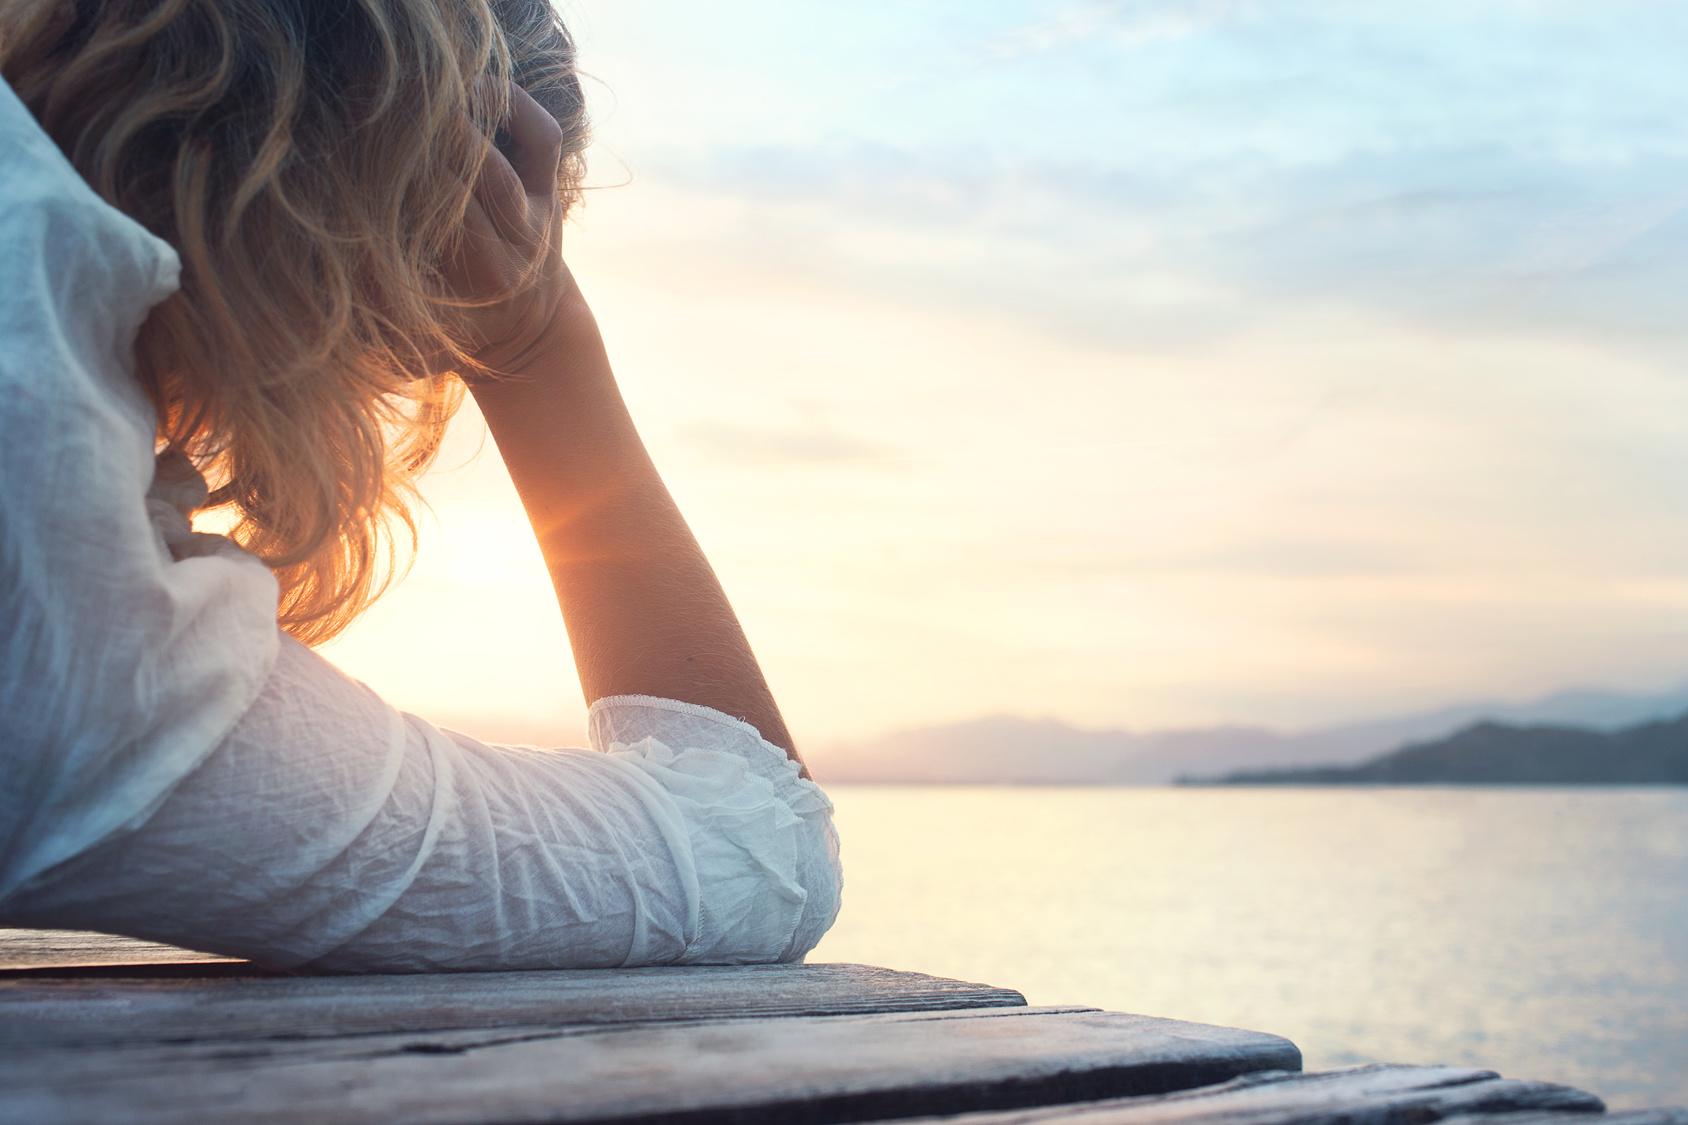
[444,81,580,377]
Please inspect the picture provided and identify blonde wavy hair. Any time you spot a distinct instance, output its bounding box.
[0,0,588,644]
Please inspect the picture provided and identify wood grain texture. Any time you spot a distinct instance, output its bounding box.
[0,928,238,971]
[0,1006,1301,1125]
[879,1063,1607,1125]
[0,961,1027,1047]
[1441,1112,1688,1125]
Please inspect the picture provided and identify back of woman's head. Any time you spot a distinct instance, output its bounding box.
[1,0,588,644]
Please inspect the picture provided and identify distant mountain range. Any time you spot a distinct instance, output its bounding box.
[803,684,1688,785]
[1199,713,1688,785]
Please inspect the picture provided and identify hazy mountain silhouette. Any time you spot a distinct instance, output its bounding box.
[1200,712,1688,785]
[805,684,1688,785]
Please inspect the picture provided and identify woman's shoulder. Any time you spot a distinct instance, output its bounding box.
[0,78,180,339]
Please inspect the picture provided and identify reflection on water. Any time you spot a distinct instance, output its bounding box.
[808,786,1688,1108]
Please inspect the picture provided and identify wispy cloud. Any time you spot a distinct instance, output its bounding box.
[636,140,1688,358]
[987,0,1254,59]
[676,419,905,469]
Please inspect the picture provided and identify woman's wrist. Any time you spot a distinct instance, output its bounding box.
[466,288,641,496]
[467,279,600,385]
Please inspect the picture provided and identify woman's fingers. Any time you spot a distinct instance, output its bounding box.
[435,81,569,371]
[454,194,507,279]
[501,82,565,198]
[465,83,562,250]
[470,141,532,246]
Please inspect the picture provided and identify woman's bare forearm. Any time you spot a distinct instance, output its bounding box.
[467,293,801,765]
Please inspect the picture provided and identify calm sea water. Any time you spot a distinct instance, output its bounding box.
[806,786,1688,1109]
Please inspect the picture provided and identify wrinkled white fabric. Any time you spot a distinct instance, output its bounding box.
[0,79,280,904]
[0,78,840,971]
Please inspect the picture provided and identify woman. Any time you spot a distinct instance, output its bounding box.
[0,0,840,971]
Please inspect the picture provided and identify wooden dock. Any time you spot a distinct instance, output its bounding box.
[1,928,1681,1125]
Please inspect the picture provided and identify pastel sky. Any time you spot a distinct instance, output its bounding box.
[321,0,1688,748]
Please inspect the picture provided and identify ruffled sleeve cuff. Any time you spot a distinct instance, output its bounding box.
[587,696,841,964]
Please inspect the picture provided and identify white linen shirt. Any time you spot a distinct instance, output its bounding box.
[0,79,840,971]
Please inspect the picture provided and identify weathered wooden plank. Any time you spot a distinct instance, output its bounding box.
[0,1006,1301,1125]
[0,961,1027,1047]
[0,927,238,971]
[877,1063,1606,1125]
[1442,1113,1688,1125]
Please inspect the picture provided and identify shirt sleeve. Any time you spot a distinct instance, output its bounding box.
[589,695,842,965]
[2,639,843,971]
